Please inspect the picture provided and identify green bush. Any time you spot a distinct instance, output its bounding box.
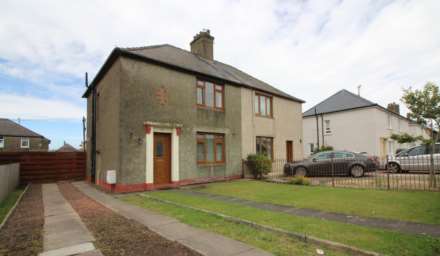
[314,145,334,153]
[246,154,272,179]
[289,176,311,186]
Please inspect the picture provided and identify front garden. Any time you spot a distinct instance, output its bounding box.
[121,180,440,256]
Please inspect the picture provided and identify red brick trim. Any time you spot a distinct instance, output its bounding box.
[88,174,242,193]
[144,124,152,134]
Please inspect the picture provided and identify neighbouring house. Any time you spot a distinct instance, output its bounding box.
[83,30,304,192]
[302,89,430,158]
[56,142,79,152]
[0,118,50,152]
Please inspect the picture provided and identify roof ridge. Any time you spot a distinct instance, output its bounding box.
[122,44,170,51]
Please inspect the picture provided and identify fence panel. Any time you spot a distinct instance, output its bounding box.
[0,152,86,184]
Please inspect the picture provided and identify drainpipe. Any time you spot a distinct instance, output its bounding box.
[88,72,97,184]
[321,114,325,147]
[315,108,320,150]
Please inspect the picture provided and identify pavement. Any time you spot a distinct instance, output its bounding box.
[39,184,103,256]
[182,190,440,237]
[73,181,272,256]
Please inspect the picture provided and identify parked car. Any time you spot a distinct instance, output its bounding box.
[387,143,440,173]
[284,150,377,178]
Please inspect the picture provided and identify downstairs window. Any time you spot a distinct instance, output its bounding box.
[197,133,225,164]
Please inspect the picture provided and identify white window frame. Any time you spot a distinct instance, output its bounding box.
[324,120,331,134]
[388,115,392,129]
[20,137,30,149]
[0,136,4,148]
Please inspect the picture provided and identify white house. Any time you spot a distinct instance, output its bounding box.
[303,90,430,158]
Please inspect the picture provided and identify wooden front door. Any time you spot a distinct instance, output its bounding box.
[154,133,171,185]
[286,141,293,162]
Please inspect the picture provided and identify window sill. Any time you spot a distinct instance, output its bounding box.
[255,114,273,119]
[197,105,225,112]
[197,162,226,167]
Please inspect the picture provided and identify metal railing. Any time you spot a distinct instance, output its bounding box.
[243,156,440,191]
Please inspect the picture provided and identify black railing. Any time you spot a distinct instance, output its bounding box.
[243,155,440,191]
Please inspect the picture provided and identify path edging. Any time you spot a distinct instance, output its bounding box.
[141,194,381,256]
[0,184,29,230]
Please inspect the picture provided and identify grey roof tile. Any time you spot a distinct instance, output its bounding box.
[120,44,303,102]
[0,118,47,138]
[303,89,376,117]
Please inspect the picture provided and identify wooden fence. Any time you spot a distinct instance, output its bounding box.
[0,152,86,184]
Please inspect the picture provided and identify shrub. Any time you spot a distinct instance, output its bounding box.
[314,145,334,153]
[289,176,311,186]
[246,154,272,179]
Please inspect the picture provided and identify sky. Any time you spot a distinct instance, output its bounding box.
[0,0,439,149]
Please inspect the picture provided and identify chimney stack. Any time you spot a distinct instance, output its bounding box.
[190,29,214,60]
[387,102,400,115]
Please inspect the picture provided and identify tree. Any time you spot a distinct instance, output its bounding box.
[391,82,439,188]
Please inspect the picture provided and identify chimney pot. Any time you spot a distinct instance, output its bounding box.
[190,30,214,60]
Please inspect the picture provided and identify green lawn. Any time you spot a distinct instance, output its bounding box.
[123,195,347,256]
[197,180,440,224]
[123,190,440,256]
[0,188,24,224]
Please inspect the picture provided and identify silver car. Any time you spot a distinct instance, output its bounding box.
[387,143,440,172]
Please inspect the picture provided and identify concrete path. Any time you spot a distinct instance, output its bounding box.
[39,184,103,256]
[73,181,272,256]
[182,190,440,237]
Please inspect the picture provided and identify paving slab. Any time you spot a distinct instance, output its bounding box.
[39,242,95,256]
[40,184,96,255]
[73,181,272,256]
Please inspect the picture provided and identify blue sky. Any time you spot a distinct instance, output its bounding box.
[1,0,439,150]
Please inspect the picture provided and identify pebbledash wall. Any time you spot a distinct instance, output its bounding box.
[86,56,242,192]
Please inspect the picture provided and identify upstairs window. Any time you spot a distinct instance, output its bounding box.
[197,133,225,164]
[325,120,331,134]
[21,137,30,148]
[0,136,4,148]
[254,93,272,117]
[196,80,224,110]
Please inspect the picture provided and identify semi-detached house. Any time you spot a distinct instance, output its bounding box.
[303,90,430,158]
[83,31,304,192]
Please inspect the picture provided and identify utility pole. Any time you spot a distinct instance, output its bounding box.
[82,116,86,152]
[357,84,362,96]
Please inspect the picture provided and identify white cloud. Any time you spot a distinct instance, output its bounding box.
[0,93,85,119]
[0,0,439,117]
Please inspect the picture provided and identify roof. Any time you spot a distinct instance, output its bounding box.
[56,142,78,152]
[0,118,48,138]
[303,89,377,117]
[83,44,304,103]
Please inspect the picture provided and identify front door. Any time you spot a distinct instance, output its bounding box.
[154,133,171,185]
[286,141,293,162]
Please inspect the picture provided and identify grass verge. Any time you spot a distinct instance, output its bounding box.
[0,188,25,224]
[124,190,440,256]
[198,180,440,224]
[122,194,348,256]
